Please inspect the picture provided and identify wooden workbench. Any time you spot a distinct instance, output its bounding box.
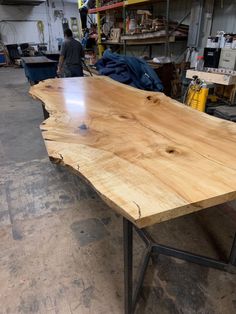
[186,69,236,85]
[30,76,236,228]
[30,76,236,314]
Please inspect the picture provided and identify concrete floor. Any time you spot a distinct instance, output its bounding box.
[0,67,236,314]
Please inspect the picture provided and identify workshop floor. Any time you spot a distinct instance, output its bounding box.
[0,67,236,314]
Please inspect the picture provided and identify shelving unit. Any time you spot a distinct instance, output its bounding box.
[88,0,188,58]
[89,1,124,13]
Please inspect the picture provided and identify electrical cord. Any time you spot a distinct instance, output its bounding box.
[185,86,197,107]
[37,20,45,44]
[46,0,53,51]
[184,80,202,107]
[183,84,190,104]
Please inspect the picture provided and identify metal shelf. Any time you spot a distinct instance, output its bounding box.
[103,37,187,47]
[88,1,124,13]
[121,34,187,43]
[88,0,154,13]
[102,41,124,45]
[124,0,150,5]
[92,0,181,58]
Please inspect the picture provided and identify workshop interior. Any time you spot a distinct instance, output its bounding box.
[0,0,236,313]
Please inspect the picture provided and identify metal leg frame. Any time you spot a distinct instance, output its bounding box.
[41,103,49,119]
[123,218,236,314]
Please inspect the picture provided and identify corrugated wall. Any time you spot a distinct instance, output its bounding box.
[211,0,236,35]
[149,0,236,58]
[153,0,191,22]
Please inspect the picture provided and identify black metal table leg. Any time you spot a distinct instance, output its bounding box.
[123,218,236,314]
[229,234,236,266]
[132,246,152,312]
[123,218,133,314]
[42,104,49,119]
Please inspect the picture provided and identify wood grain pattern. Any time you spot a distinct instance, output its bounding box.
[30,77,236,228]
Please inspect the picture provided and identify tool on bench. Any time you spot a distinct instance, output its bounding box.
[184,75,209,112]
[82,59,93,76]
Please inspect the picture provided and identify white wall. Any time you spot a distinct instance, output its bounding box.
[0,0,80,50]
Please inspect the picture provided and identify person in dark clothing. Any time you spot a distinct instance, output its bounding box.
[79,0,95,30]
[57,29,84,77]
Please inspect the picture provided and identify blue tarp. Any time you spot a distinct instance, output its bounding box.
[96,49,163,92]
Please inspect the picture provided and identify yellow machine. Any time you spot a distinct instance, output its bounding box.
[185,76,209,112]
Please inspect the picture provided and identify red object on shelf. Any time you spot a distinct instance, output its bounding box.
[88,1,124,13]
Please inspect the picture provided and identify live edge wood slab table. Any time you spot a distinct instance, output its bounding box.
[30,77,236,314]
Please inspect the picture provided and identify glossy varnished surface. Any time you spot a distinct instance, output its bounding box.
[30,77,236,228]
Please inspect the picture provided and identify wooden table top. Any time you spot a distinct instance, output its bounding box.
[30,77,236,228]
[21,56,57,64]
